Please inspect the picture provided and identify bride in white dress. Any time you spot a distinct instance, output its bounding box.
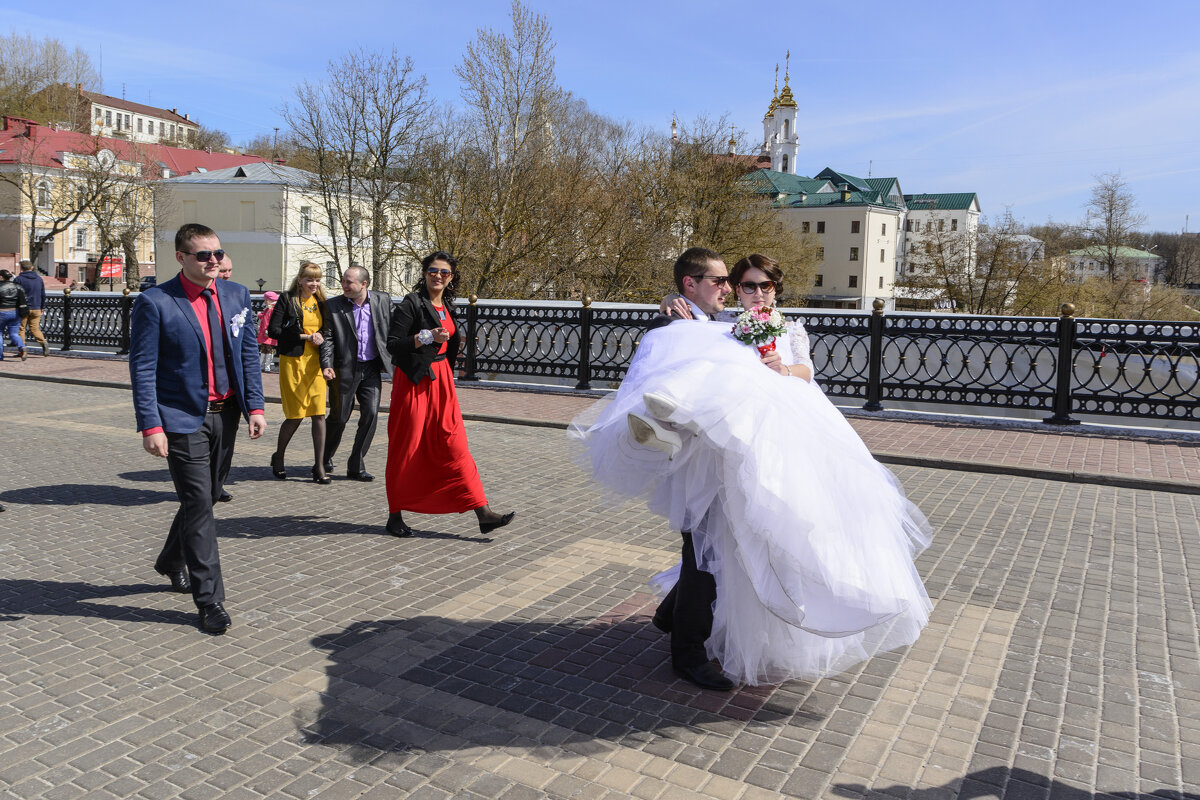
[570,254,933,686]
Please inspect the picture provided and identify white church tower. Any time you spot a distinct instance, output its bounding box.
[760,53,799,174]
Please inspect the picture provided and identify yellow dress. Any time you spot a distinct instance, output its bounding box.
[279,300,326,419]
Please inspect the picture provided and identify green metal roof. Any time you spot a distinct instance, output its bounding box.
[903,193,979,211]
[1070,246,1160,260]
[743,168,904,210]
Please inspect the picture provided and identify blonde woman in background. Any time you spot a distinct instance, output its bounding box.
[267,262,334,483]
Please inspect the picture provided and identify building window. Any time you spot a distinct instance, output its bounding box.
[938,220,945,231]
[851,221,860,234]
[849,247,859,261]
[951,219,958,231]
[124,114,131,129]
[816,246,825,260]
[137,118,143,133]
[879,276,884,289]
[300,206,312,235]
[36,180,52,207]
[905,219,912,232]
[849,275,858,288]
[148,120,154,135]
[75,227,87,249]
[325,262,338,288]
[815,274,823,287]
[925,221,931,232]
[880,249,885,262]
[881,223,887,235]
[104,110,112,127]
[801,221,810,233]
[817,221,825,234]
[94,108,102,119]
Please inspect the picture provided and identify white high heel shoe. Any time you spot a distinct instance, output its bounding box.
[627,413,682,459]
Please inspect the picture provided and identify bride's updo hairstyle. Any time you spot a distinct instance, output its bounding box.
[730,253,784,297]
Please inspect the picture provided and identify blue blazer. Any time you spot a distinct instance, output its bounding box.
[130,274,265,434]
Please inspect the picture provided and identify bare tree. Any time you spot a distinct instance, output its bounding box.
[0,32,100,124]
[191,125,231,153]
[1084,172,1147,282]
[283,46,431,288]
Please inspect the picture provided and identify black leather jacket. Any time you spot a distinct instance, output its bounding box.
[0,280,28,313]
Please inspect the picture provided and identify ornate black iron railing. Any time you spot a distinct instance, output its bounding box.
[28,293,1200,425]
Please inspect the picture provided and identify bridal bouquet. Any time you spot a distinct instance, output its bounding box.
[731,306,787,355]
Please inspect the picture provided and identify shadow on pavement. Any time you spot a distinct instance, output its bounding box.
[0,579,194,626]
[0,483,175,506]
[833,769,1198,800]
[214,515,494,543]
[302,616,815,762]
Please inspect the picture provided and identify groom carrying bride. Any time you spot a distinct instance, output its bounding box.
[572,249,933,691]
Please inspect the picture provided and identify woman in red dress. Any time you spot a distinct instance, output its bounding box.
[383,251,516,537]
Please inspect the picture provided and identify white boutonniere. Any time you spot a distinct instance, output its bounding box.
[229,307,249,338]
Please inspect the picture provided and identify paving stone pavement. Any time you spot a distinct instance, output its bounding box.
[1,378,1198,799]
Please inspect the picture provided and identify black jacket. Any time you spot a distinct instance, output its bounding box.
[320,290,394,377]
[0,280,28,315]
[387,291,461,386]
[267,292,332,360]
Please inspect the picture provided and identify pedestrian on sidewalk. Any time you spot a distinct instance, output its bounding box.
[320,265,393,482]
[257,291,279,373]
[129,224,266,635]
[13,260,48,356]
[0,269,29,361]
[267,263,333,484]
[382,251,515,538]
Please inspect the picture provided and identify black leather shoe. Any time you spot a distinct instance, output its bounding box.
[673,662,734,691]
[200,602,231,634]
[156,568,191,594]
[386,512,413,538]
[216,491,233,502]
[346,470,374,482]
[479,511,515,534]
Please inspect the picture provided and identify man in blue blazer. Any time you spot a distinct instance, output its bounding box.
[130,223,266,634]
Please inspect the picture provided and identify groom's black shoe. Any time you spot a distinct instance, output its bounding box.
[674,662,733,691]
[156,567,191,594]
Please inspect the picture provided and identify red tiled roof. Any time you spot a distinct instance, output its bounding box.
[0,117,265,177]
[80,90,197,127]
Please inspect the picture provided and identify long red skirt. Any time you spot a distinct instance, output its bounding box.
[385,360,487,514]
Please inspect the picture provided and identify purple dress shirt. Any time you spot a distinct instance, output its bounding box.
[352,297,378,362]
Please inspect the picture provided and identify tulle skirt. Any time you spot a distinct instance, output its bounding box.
[569,320,933,685]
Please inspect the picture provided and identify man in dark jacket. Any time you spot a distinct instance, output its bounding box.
[13,260,48,356]
[320,265,393,481]
[0,269,29,361]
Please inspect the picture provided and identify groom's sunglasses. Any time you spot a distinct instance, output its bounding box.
[692,274,729,286]
[738,280,777,294]
[180,249,226,263]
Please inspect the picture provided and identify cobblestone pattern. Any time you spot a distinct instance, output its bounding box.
[0,380,1197,799]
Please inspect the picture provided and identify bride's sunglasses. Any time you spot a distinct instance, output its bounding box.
[738,280,776,294]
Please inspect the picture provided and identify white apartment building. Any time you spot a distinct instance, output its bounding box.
[76,89,200,146]
[157,162,423,293]
[1061,246,1163,283]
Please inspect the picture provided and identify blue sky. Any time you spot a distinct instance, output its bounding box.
[5,0,1198,233]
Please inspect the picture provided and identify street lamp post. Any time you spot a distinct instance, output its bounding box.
[256,278,265,292]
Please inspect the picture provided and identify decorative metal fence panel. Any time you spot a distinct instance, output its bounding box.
[25,293,1200,425]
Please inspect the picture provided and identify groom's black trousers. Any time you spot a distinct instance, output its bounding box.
[656,530,717,668]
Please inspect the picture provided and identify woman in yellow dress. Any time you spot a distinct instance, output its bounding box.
[267,262,334,483]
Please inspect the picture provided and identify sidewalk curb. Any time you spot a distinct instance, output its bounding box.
[6,370,1198,495]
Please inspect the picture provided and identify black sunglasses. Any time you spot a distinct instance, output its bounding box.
[738,280,776,293]
[181,249,226,263]
[426,267,453,276]
[692,274,728,286]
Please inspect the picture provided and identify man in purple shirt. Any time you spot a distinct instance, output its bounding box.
[320,265,394,481]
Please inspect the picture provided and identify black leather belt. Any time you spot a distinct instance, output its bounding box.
[207,399,231,413]
[431,354,447,363]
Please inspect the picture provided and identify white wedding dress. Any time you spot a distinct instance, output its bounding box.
[569,316,933,685]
